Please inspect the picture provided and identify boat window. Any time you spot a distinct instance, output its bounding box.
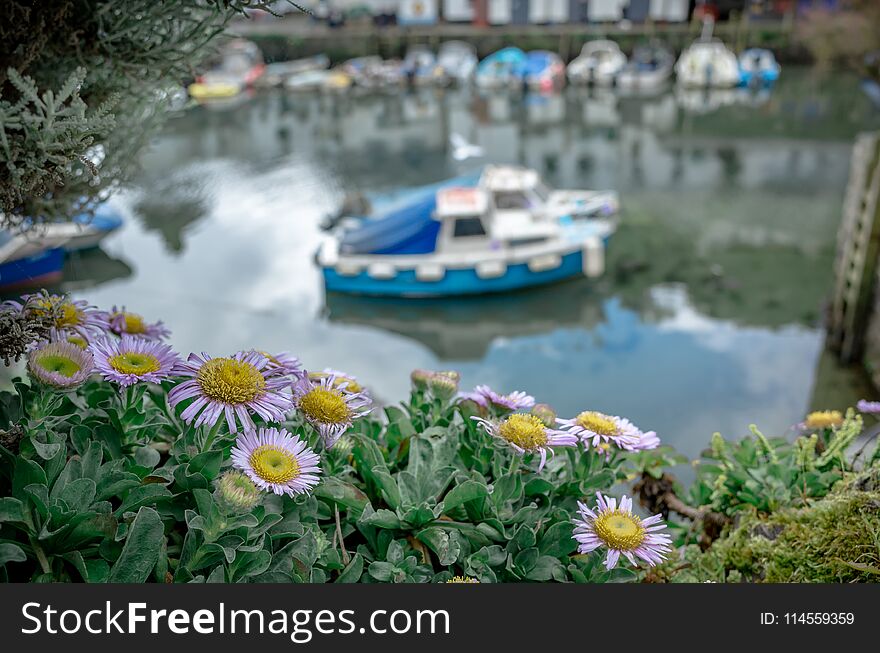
[494,192,531,210]
[534,182,551,202]
[453,217,487,238]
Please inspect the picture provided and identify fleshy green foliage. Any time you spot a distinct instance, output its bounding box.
[674,466,880,583]
[0,361,646,583]
[0,1,288,228]
[686,417,863,516]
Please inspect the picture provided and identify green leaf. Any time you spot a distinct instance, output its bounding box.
[108,507,164,583]
[443,480,488,512]
[524,478,554,496]
[538,522,577,558]
[13,457,47,496]
[335,553,364,583]
[134,446,161,470]
[0,497,26,523]
[367,561,395,582]
[188,451,223,481]
[58,478,97,510]
[0,543,26,566]
[116,484,172,516]
[31,440,62,461]
[315,478,369,515]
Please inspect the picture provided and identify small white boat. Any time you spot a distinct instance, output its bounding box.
[258,55,330,88]
[437,41,479,84]
[675,39,741,88]
[318,186,608,298]
[567,40,627,86]
[617,44,674,93]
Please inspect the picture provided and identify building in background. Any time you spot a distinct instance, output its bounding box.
[398,0,439,24]
[588,0,628,22]
[443,0,475,22]
[530,0,570,23]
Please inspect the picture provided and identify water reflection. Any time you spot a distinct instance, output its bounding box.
[55,67,880,457]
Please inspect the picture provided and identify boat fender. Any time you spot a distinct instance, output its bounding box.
[416,264,445,282]
[528,254,561,273]
[476,260,506,279]
[368,262,397,280]
[335,261,363,277]
[582,238,604,278]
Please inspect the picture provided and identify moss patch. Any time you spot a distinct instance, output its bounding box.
[676,466,880,583]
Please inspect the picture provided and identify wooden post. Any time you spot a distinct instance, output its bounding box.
[829,132,880,364]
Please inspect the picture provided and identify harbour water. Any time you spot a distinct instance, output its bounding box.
[53,67,880,458]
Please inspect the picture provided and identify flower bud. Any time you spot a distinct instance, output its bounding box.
[214,470,261,514]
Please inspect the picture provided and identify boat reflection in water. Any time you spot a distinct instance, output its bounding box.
[324,275,605,360]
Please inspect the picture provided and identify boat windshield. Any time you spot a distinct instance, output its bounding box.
[534,182,552,203]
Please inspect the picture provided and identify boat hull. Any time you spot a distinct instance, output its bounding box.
[323,248,592,298]
[0,248,65,291]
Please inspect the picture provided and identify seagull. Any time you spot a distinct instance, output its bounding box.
[450,133,484,161]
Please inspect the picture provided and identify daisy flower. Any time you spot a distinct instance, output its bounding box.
[6,294,108,341]
[572,493,672,570]
[620,428,661,452]
[27,341,94,390]
[108,306,171,340]
[90,336,181,388]
[231,426,321,497]
[258,350,305,381]
[168,351,293,433]
[557,411,646,449]
[472,413,578,471]
[801,410,843,431]
[856,400,880,415]
[460,384,535,411]
[293,373,371,449]
[309,368,370,397]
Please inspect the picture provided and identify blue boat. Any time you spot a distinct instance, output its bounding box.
[475,47,528,90]
[0,230,66,291]
[318,182,611,298]
[738,49,780,87]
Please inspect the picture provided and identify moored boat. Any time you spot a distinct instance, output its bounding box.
[566,40,627,86]
[616,43,674,93]
[524,51,566,91]
[188,39,265,100]
[738,48,781,87]
[675,39,740,88]
[318,187,607,297]
[437,41,478,84]
[476,47,528,90]
[0,230,68,291]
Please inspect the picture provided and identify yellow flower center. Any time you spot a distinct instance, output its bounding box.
[309,371,363,394]
[299,387,351,424]
[805,410,843,430]
[576,411,619,436]
[497,413,548,451]
[67,335,88,349]
[197,357,266,405]
[108,352,161,376]
[32,297,80,328]
[36,353,82,378]
[593,510,646,551]
[115,311,146,334]
[249,445,300,484]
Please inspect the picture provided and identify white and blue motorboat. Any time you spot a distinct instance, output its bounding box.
[317,170,617,298]
[738,48,780,87]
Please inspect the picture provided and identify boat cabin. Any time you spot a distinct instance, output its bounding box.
[478,165,551,213]
[433,186,557,253]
